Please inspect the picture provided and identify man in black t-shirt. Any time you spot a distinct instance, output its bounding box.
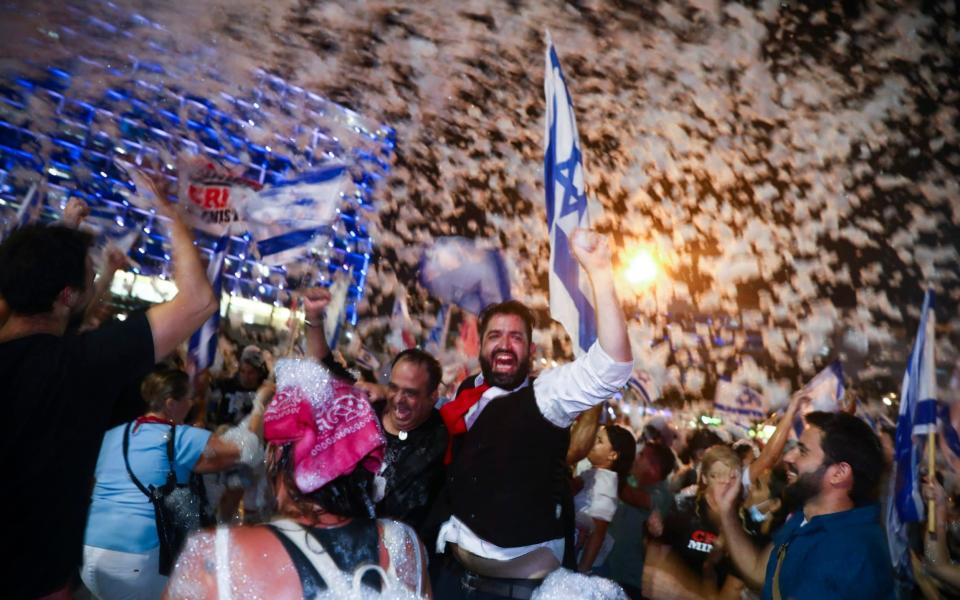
[372,348,448,537]
[0,200,217,597]
[210,344,269,425]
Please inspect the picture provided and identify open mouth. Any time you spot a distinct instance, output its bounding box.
[492,351,517,372]
[394,404,412,421]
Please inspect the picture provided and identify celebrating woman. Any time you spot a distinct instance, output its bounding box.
[81,368,269,599]
[164,355,431,599]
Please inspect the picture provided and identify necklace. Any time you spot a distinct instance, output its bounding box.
[398,430,408,441]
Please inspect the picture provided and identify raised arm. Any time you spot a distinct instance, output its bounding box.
[145,187,218,361]
[567,405,603,465]
[532,230,634,427]
[570,228,631,362]
[194,380,273,473]
[749,391,804,483]
[302,287,332,362]
[713,471,771,589]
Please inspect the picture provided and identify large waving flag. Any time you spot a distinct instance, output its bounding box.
[187,236,228,372]
[886,290,937,576]
[419,237,511,315]
[544,35,601,357]
[248,163,348,265]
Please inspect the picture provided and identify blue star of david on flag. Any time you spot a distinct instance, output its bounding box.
[544,33,600,356]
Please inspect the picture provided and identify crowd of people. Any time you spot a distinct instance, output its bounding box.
[0,199,954,600]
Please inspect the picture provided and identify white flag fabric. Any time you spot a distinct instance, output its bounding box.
[544,35,602,356]
[714,380,769,429]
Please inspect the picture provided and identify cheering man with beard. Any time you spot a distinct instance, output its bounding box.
[713,411,895,600]
[432,229,633,599]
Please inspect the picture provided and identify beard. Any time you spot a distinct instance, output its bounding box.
[479,349,531,389]
[784,462,828,508]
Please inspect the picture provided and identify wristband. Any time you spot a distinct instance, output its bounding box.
[304,318,324,328]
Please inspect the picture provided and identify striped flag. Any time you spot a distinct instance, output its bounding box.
[544,34,601,356]
[323,276,350,350]
[187,236,228,372]
[714,380,769,429]
[627,370,657,404]
[886,289,937,576]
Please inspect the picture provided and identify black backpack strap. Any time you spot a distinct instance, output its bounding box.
[165,423,178,484]
[122,421,152,498]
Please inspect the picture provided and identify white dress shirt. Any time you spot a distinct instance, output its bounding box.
[436,342,633,561]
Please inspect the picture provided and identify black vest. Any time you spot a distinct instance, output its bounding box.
[447,380,571,548]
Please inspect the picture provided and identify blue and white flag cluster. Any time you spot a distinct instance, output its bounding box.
[544,35,601,356]
[419,236,511,315]
[886,289,937,576]
[187,236,228,372]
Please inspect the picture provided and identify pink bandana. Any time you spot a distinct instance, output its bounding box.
[264,359,385,494]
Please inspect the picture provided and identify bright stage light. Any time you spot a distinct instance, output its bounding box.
[625,249,659,286]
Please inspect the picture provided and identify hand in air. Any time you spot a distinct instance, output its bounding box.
[569,228,612,273]
[301,287,332,322]
[921,474,946,505]
[103,245,131,273]
[63,198,90,228]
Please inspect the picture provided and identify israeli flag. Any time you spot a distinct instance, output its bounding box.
[323,276,350,350]
[793,361,845,436]
[627,370,658,404]
[544,34,601,356]
[187,236,228,372]
[886,290,937,575]
[419,237,511,315]
[714,380,769,429]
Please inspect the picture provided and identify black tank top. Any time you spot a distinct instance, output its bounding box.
[267,519,382,597]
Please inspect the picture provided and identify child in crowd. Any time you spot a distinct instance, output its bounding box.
[574,424,637,573]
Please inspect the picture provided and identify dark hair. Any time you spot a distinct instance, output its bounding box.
[392,348,442,394]
[681,428,724,464]
[804,411,886,506]
[644,442,678,480]
[0,224,93,314]
[478,300,535,343]
[270,444,377,519]
[140,369,190,413]
[767,462,789,501]
[604,425,637,479]
[734,441,755,462]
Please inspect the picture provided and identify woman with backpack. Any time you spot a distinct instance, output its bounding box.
[81,367,269,599]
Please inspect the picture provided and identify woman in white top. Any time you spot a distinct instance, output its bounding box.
[573,424,637,573]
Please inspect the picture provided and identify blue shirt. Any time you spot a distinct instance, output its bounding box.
[84,422,211,553]
[763,504,895,600]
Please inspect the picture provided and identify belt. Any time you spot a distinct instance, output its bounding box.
[461,571,543,600]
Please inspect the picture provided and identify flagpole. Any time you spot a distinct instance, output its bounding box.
[928,430,937,533]
[440,304,453,352]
